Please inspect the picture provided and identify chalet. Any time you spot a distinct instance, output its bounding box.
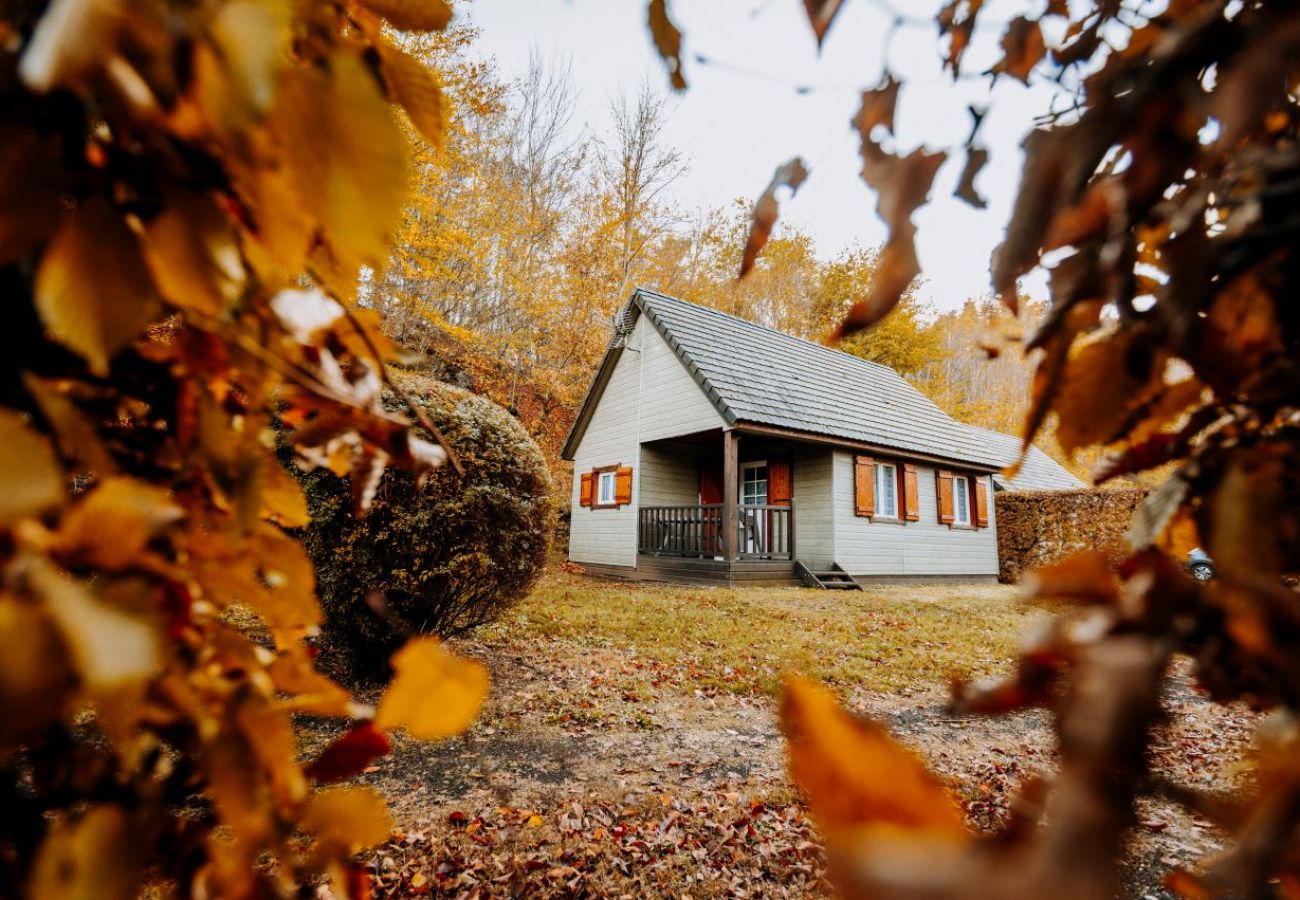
[561,289,1081,588]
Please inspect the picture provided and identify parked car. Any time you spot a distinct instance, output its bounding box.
[1187,548,1216,581]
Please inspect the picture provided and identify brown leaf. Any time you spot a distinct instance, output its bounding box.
[354,0,451,32]
[803,0,845,47]
[740,157,809,278]
[0,126,63,264]
[937,0,985,75]
[995,16,1046,84]
[35,197,162,376]
[954,145,989,209]
[835,144,944,337]
[307,722,392,784]
[0,594,75,740]
[851,76,900,142]
[782,677,968,846]
[647,0,687,91]
[1021,551,1119,603]
[1054,330,1163,454]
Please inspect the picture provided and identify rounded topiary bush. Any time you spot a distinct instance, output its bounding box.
[298,376,555,667]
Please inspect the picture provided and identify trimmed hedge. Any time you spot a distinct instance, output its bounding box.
[995,488,1149,584]
[298,376,555,667]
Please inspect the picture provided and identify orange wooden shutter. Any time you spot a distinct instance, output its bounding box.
[975,476,989,527]
[699,461,723,504]
[769,459,792,506]
[936,469,954,525]
[902,463,920,521]
[615,466,633,505]
[579,472,593,507]
[853,455,874,517]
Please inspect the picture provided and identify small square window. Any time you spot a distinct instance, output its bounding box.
[597,471,617,505]
[875,463,898,518]
[953,475,971,526]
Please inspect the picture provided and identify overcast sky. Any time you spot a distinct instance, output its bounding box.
[465,0,1069,312]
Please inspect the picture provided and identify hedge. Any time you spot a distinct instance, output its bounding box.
[995,487,1149,584]
[298,376,556,669]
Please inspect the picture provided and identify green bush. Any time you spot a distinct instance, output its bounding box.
[299,376,555,667]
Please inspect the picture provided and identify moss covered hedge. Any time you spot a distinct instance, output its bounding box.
[298,376,555,664]
[995,487,1149,584]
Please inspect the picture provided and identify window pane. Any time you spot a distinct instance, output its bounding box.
[876,464,896,517]
[955,477,968,523]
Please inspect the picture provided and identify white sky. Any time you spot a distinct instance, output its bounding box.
[464,0,1066,312]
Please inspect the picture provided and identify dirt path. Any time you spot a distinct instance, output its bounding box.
[304,633,1256,897]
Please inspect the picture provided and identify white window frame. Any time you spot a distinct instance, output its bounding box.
[952,474,971,526]
[875,462,898,519]
[597,470,617,506]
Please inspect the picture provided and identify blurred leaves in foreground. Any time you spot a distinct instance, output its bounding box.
[0,0,487,896]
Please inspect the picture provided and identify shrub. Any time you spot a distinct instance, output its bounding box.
[300,376,555,664]
[994,488,1149,584]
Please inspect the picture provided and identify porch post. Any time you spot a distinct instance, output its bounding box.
[722,429,739,562]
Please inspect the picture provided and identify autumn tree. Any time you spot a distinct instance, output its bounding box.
[650,0,1300,896]
[0,1,491,897]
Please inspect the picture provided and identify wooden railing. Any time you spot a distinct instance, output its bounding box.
[638,503,794,560]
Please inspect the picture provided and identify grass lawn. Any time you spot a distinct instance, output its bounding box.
[485,568,1061,695]
[295,568,1255,898]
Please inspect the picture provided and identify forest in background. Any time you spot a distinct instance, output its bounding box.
[367,22,1093,488]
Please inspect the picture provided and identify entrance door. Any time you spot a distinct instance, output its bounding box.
[741,461,768,554]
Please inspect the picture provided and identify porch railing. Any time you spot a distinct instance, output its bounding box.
[638,503,794,560]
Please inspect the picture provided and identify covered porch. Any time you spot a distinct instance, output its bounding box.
[631,426,822,585]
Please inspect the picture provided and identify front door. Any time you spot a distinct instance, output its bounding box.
[741,461,768,554]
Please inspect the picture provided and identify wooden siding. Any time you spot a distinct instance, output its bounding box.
[569,317,724,567]
[792,449,834,564]
[830,451,998,577]
[639,445,704,507]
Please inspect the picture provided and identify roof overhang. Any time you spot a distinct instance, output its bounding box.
[733,422,1002,473]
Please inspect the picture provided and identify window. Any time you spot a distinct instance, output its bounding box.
[953,475,971,526]
[741,461,768,506]
[875,462,898,519]
[597,470,616,506]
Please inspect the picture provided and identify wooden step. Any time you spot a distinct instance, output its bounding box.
[795,561,864,591]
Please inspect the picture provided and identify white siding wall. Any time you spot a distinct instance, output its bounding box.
[793,450,834,564]
[830,451,998,577]
[569,317,723,567]
[639,445,703,507]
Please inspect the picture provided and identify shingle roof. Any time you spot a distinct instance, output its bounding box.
[633,289,1007,468]
[965,425,1086,491]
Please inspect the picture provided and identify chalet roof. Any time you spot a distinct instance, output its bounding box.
[632,288,1005,467]
[967,425,1086,492]
[562,288,1090,487]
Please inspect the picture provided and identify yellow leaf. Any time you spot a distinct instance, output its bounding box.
[267,647,352,716]
[0,407,66,524]
[0,594,74,741]
[304,786,394,852]
[196,0,291,135]
[354,0,451,32]
[30,806,141,900]
[374,637,487,739]
[140,188,245,316]
[780,677,967,846]
[279,53,409,279]
[29,556,160,690]
[260,454,310,528]
[379,42,445,148]
[55,477,182,570]
[526,814,544,828]
[35,197,162,375]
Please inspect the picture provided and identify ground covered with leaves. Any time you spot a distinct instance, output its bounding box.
[300,570,1258,897]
